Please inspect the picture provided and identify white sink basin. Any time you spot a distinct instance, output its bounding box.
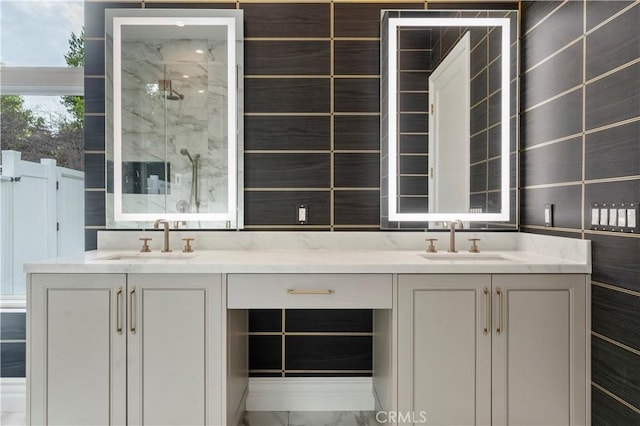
[97,253,197,261]
[419,253,513,262]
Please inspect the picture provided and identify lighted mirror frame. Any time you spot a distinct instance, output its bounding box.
[111,15,240,223]
[386,16,511,223]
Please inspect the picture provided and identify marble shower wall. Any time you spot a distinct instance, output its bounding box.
[119,37,229,215]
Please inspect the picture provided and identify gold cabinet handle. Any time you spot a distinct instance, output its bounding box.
[496,287,504,335]
[129,286,136,334]
[286,289,335,295]
[115,286,123,335]
[483,286,491,335]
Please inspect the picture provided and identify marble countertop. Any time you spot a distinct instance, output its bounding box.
[25,231,591,274]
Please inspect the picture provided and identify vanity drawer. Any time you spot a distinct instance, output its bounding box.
[227,274,392,309]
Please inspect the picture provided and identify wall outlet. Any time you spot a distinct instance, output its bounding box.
[544,204,553,227]
[297,204,308,224]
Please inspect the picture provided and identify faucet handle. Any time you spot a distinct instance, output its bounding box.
[425,238,438,253]
[468,238,481,253]
[181,237,195,253]
[139,237,152,253]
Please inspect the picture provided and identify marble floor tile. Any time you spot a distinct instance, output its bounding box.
[288,411,379,426]
[243,411,289,426]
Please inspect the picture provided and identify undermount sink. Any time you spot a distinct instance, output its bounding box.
[419,253,513,262]
[97,253,197,261]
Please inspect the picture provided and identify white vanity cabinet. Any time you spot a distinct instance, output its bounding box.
[397,274,589,426]
[28,273,226,426]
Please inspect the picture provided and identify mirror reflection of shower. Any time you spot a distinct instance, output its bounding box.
[180,148,201,212]
[159,79,184,100]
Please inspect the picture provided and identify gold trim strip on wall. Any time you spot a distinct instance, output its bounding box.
[592,281,640,298]
[245,188,331,192]
[592,382,640,415]
[584,229,640,239]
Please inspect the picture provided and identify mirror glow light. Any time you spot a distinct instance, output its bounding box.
[112,16,238,222]
[386,17,511,222]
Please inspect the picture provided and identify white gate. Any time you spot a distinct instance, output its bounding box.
[0,150,85,296]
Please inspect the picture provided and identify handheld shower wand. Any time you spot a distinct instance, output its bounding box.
[180,148,201,212]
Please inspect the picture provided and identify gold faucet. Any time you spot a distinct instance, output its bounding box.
[153,219,172,252]
[448,220,464,253]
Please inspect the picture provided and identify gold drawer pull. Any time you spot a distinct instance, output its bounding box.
[115,286,123,335]
[286,289,335,295]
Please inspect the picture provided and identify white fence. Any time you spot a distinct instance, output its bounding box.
[0,150,85,296]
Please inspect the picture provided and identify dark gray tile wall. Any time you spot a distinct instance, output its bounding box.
[0,312,26,378]
[521,1,640,420]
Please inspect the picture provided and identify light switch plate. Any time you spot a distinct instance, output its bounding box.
[591,208,599,226]
[609,208,618,226]
[297,204,308,224]
[544,204,553,227]
[628,208,637,228]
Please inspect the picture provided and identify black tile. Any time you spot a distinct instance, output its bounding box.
[521,137,582,187]
[244,191,330,226]
[0,313,25,340]
[399,71,428,92]
[585,121,640,180]
[470,162,487,193]
[285,372,372,378]
[470,36,488,78]
[84,154,106,189]
[586,4,639,80]
[400,155,427,175]
[249,309,282,333]
[587,0,636,32]
[522,1,584,70]
[399,29,432,50]
[400,135,428,154]
[85,191,106,227]
[488,91,501,127]
[334,190,380,226]
[521,89,582,148]
[592,385,640,425]
[471,100,488,135]
[285,336,372,370]
[84,115,105,151]
[245,153,330,189]
[471,130,488,163]
[588,234,640,293]
[334,3,417,38]
[85,39,105,76]
[334,116,380,151]
[592,285,640,352]
[0,343,25,377]
[85,77,105,114]
[249,372,282,378]
[334,79,380,113]
[334,41,380,76]
[249,335,281,370]
[488,26,502,64]
[400,176,428,196]
[399,50,431,71]
[245,79,330,114]
[334,153,379,188]
[488,125,501,159]
[400,93,428,112]
[84,2,141,38]
[471,69,488,107]
[585,62,640,131]
[245,41,330,76]
[521,228,581,239]
[522,41,583,110]
[399,114,428,133]
[243,3,330,38]
[592,335,640,407]
[245,116,330,151]
[487,157,501,191]
[85,229,98,251]
[522,1,564,34]
[520,185,582,229]
[286,310,372,333]
[399,197,428,214]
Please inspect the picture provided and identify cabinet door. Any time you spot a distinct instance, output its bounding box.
[398,275,492,426]
[492,274,588,426]
[29,273,127,426]
[126,274,224,426]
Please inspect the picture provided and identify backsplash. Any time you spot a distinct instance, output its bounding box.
[520,0,640,422]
